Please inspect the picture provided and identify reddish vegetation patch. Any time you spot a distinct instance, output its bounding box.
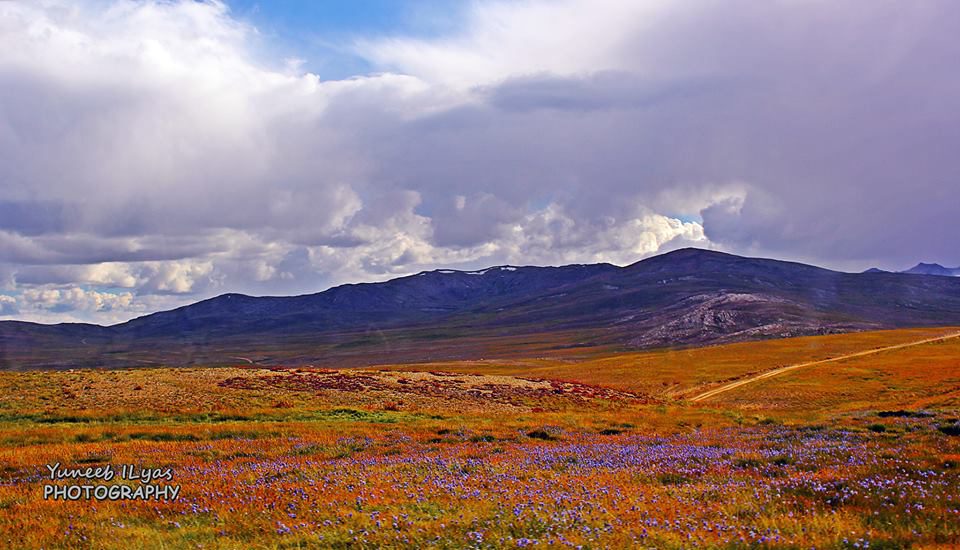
[218,369,648,409]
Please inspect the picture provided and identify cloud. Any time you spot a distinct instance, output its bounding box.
[486,71,718,113]
[1,0,958,324]
[493,204,707,266]
[21,287,134,314]
[10,286,186,325]
[359,0,960,266]
[0,295,17,316]
[356,0,667,87]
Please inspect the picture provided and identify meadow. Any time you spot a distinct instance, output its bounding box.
[0,329,958,548]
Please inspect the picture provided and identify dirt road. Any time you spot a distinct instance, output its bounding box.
[689,331,960,402]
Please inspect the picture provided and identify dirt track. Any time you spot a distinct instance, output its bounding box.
[689,331,960,402]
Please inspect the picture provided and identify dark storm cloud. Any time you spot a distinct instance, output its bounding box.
[0,200,72,236]
[0,232,230,266]
[429,193,523,248]
[363,0,960,267]
[487,71,721,113]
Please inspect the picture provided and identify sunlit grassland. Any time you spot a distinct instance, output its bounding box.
[707,334,960,412]
[0,329,958,548]
[376,327,960,398]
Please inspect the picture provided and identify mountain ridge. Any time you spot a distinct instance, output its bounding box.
[863,262,960,277]
[3,248,960,369]
[902,262,960,277]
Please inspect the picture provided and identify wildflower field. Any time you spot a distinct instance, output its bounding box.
[1,329,959,548]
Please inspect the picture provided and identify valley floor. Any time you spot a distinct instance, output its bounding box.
[0,328,959,548]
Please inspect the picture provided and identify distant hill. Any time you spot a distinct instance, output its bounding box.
[864,262,960,277]
[901,263,960,277]
[3,248,960,369]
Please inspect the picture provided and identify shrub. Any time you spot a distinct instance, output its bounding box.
[657,473,689,485]
[877,409,935,418]
[770,455,794,466]
[527,429,557,441]
[734,457,763,468]
[937,423,960,436]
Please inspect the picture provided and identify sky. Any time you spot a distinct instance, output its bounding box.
[1,0,958,325]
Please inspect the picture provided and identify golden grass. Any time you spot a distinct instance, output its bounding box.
[707,333,960,412]
[376,327,960,399]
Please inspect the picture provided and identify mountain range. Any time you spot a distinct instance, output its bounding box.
[3,248,960,369]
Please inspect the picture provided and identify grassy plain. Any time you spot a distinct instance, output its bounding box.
[0,328,958,548]
[377,327,960,399]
